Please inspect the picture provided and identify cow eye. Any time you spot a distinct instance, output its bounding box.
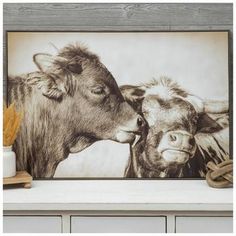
[91,87,105,95]
[192,115,198,124]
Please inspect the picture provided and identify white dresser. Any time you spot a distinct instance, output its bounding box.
[3,180,233,233]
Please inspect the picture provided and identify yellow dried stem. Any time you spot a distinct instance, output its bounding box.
[3,103,15,130]
[3,103,23,146]
[3,103,7,113]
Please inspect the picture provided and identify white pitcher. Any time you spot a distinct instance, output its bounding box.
[3,146,16,178]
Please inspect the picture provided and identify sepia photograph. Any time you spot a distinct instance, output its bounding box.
[7,31,230,179]
[3,3,233,234]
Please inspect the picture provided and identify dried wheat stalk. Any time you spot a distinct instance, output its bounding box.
[3,103,23,146]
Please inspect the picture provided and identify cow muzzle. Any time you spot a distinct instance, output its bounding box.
[157,130,196,163]
[114,115,146,143]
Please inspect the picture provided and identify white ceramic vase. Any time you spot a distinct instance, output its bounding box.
[3,146,16,178]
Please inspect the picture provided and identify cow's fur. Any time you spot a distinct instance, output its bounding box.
[8,44,143,178]
[121,77,230,178]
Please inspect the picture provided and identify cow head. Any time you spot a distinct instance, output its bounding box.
[32,44,145,153]
[120,77,228,171]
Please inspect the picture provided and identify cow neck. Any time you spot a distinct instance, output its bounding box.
[15,98,75,178]
[128,140,147,178]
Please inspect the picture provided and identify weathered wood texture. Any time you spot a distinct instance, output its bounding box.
[3,3,233,156]
[3,3,233,28]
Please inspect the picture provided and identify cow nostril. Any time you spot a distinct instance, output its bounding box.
[137,117,144,128]
[169,134,177,142]
[189,137,195,146]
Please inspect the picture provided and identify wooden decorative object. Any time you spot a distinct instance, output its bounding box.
[3,171,32,188]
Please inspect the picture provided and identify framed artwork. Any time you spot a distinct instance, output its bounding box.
[7,31,230,179]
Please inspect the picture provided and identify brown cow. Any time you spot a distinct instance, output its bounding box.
[8,44,145,178]
[120,77,229,178]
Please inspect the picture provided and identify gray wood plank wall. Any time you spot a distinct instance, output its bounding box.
[3,3,233,154]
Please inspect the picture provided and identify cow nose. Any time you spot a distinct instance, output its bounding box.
[169,134,177,142]
[168,133,180,146]
[167,131,194,150]
[137,116,145,128]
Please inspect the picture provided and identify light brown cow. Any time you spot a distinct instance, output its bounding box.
[120,77,229,178]
[8,44,145,178]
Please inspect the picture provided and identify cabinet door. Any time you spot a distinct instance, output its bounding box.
[3,216,62,233]
[71,216,166,233]
[176,216,233,233]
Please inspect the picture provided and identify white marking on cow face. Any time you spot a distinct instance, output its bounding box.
[141,95,188,128]
[144,83,175,101]
[142,98,159,126]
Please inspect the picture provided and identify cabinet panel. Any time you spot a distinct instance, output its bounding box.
[176,216,233,233]
[3,216,62,233]
[71,216,166,233]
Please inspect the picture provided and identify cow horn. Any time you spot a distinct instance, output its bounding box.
[203,100,228,114]
[184,95,228,114]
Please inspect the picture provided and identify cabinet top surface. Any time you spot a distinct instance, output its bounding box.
[3,180,233,211]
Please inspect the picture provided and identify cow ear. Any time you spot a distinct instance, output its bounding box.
[197,112,228,133]
[33,53,54,71]
[33,53,68,72]
[120,85,146,113]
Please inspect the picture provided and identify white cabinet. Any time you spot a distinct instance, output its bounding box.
[3,214,233,233]
[3,216,62,233]
[71,216,166,233]
[176,216,233,233]
[3,180,233,233]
